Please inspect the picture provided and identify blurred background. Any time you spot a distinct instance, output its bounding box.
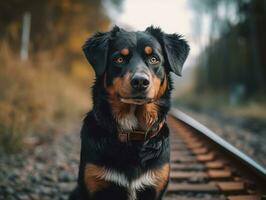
[0,0,265,195]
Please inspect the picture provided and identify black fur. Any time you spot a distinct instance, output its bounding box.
[145,26,190,76]
[70,26,189,200]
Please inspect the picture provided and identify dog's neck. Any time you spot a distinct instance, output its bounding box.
[112,102,159,132]
[116,105,138,131]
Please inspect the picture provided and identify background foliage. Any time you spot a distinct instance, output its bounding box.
[0,0,118,152]
[190,0,266,96]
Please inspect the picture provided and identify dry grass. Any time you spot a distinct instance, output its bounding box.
[0,42,93,152]
[174,91,266,120]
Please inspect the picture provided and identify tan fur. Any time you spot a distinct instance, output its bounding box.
[144,46,153,55]
[157,75,167,98]
[84,164,110,194]
[136,75,167,129]
[106,72,167,129]
[153,163,170,194]
[146,74,167,100]
[106,76,132,120]
[136,103,159,129]
[120,48,129,56]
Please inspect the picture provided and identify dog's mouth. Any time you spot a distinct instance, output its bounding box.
[120,96,154,105]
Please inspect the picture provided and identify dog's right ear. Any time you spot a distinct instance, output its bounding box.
[82,26,120,77]
[145,26,190,76]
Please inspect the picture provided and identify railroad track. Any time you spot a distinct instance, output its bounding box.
[164,108,266,200]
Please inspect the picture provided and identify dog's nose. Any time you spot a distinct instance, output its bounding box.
[130,74,150,91]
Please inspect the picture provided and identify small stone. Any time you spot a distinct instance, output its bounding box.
[38,186,55,196]
[29,194,39,200]
[6,187,15,194]
[59,182,76,193]
[30,175,41,184]
[59,194,69,200]
[6,195,17,200]
[58,171,76,182]
[17,193,30,200]
[45,174,57,182]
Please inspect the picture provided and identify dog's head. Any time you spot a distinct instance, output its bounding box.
[83,26,189,105]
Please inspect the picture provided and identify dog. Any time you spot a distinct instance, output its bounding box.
[69,26,189,200]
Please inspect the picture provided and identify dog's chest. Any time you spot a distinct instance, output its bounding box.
[117,105,138,131]
[100,168,157,200]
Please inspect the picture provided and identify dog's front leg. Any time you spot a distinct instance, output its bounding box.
[90,185,129,200]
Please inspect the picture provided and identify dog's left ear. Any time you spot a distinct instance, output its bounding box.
[146,26,190,76]
[82,26,120,77]
[82,32,109,77]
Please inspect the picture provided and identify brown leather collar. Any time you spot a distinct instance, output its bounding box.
[118,119,165,143]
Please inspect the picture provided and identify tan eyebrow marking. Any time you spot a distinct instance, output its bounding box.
[144,46,153,55]
[120,48,129,56]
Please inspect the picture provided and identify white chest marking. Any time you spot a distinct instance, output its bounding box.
[117,105,138,131]
[97,168,157,200]
[97,168,157,189]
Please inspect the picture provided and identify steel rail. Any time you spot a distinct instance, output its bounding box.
[169,108,266,184]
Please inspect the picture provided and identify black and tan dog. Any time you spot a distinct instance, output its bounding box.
[69,26,189,200]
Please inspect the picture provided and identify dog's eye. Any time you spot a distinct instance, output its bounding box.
[148,56,159,64]
[115,57,124,64]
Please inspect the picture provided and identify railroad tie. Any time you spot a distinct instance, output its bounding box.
[164,115,265,200]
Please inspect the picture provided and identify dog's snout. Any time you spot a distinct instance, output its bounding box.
[130,74,150,91]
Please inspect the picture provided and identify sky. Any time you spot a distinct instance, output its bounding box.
[104,0,212,68]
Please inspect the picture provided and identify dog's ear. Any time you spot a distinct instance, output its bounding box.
[145,26,190,76]
[82,26,120,76]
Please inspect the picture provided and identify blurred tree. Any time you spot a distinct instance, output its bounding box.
[0,0,123,69]
[0,0,124,152]
[190,0,266,95]
[1,0,102,49]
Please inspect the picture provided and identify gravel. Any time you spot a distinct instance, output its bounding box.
[0,127,80,200]
[1,107,265,200]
